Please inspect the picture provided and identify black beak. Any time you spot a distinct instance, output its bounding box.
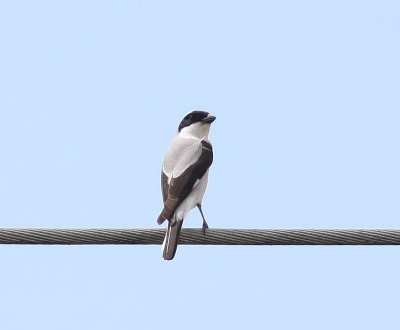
[202,115,216,124]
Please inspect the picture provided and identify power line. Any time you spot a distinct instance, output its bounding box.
[0,228,399,245]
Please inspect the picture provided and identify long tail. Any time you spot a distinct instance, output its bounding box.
[162,219,183,260]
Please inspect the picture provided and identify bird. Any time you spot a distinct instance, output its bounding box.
[157,110,216,260]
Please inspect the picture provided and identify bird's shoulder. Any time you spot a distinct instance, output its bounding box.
[163,136,207,176]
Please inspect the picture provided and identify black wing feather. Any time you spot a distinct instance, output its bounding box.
[157,140,213,224]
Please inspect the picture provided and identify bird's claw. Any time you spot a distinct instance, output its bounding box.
[202,222,209,235]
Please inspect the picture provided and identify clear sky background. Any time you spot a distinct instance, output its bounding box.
[1,1,399,329]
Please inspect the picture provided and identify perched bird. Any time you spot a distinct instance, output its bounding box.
[157,110,216,260]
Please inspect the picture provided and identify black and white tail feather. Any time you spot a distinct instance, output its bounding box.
[161,217,183,260]
[157,111,216,260]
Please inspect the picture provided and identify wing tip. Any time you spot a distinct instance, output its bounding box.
[157,213,166,225]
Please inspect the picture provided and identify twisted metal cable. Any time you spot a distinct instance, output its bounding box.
[0,228,400,245]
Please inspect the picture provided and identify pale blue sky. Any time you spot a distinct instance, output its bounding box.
[0,1,399,329]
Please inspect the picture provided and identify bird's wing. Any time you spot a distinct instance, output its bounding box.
[160,135,200,205]
[157,140,213,224]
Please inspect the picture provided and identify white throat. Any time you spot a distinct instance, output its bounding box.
[179,122,211,140]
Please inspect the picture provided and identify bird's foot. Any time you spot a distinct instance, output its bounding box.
[202,221,209,235]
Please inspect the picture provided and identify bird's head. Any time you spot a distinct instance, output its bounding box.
[178,110,216,138]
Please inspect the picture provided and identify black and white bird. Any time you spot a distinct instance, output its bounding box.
[157,111,216,260]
